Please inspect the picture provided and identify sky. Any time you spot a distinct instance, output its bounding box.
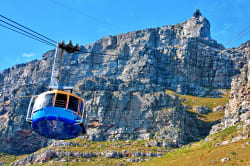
[0,0,249,71]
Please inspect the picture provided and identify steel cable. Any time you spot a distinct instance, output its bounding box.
[0,19,57,47]
[0,23,56,47]
[0,14,57,44]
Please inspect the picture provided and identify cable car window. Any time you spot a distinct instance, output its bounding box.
[68,96,79,112]
[43,93,54,107]
[33,95,44,111]
[32,93,54,111]
[55,93,67,108]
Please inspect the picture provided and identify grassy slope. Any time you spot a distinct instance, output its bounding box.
[134,125,250,166]
[2,125,249,166]
[49,139,170,166]
[133,89,250,166]
[0,153,16,165]
[1,139,170,166]
[165,89,230,122]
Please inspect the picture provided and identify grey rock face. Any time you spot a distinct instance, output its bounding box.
[182,15,211,39]
[0,12,249,154]
[227,44,250,116]
[103,151,121,158]
[213,106,225,112]
[0,51,54,154]
[193,106,212,114]
[210,45,250,134]
[75,84,188,143]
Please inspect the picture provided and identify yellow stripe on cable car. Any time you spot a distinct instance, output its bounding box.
[41,90,83,102]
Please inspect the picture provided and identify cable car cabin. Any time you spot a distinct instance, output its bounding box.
[26,90,88,140]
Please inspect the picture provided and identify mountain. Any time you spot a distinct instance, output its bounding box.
[0,10,249,164]
[210,43,250,134]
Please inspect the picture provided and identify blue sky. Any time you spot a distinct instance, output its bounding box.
[0,0,249,71]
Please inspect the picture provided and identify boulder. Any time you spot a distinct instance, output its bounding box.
[193,106,212,114]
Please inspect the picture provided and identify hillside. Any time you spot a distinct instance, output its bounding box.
[0,10,249,165]
[135,45,250,166]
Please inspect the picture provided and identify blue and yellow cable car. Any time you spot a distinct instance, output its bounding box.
[26,41,89,140]
[26,90,88,140]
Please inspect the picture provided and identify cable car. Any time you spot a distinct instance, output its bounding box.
[26,90,88,139]
[26,41,89,140]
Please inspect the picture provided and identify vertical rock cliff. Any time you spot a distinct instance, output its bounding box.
[210,42,250,134]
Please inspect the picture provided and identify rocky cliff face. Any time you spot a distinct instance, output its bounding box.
[0,12,249,154]
[0,52,54,154]
[210,42,250,134]
[226,42,250,115]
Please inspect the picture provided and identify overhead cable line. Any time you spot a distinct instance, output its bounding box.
[231,26,249,40]
[0,19,57,47]
[0,23,56,47]
[0,19,118,55]
[230,30,249,44]
[0,14,120,55]
[226,26,250,45]
[0,14,57,44]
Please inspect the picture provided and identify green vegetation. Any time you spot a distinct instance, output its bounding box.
[0,153,16,165]
[12,139,170,166]
[51,139,168,154]
[165,89,230,110]
[132,89,249,166]
[165,89,230,122]
[36,157,129,166]
[134,125,250,166]
[10,125,248,166]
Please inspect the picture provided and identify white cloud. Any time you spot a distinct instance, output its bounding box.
[22,52,35,58]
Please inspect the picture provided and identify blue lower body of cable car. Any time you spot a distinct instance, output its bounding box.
[31,107,84,140]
